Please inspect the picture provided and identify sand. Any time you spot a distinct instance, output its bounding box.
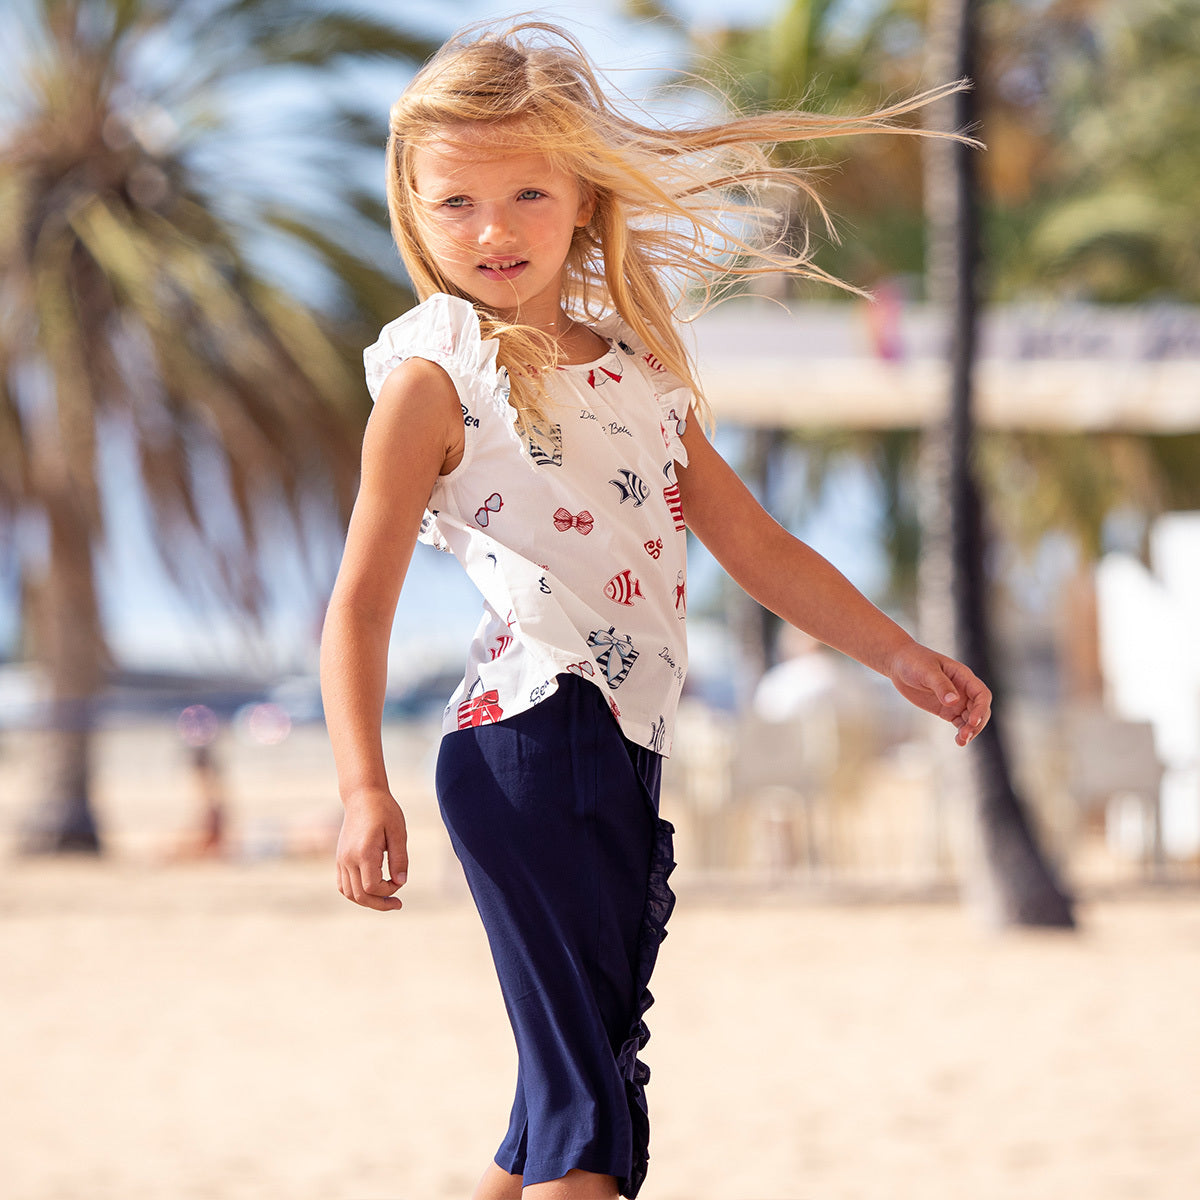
[3,720,1199,1198]
[2,859,1198,1199]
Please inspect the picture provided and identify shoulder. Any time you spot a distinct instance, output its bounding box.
[364,293,496,406]
[375,355,459,412]
[365,357,462,474]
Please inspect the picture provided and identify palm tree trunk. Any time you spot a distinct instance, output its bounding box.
[921,0,1074,926]
[19,484,104,854]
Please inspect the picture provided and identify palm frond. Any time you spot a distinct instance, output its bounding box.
[260,206,412,324]
[1,0,433,641]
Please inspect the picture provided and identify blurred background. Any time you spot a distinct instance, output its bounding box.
[2,2,1199,1198]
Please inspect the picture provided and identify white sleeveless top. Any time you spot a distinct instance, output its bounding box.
[363,293,691,755]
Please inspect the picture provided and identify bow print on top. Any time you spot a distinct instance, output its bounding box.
[553,507,594,535]
[588,626,639,689]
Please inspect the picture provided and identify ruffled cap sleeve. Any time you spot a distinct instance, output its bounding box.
[362,293,505,550]
[363,292,501,405]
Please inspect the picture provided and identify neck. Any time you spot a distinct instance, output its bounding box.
[493,304,576,344]
[542,313,576,340]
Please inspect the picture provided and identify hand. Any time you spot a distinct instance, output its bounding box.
[335,788,409,911]
[886,641,992,747]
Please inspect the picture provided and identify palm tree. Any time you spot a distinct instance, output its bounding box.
[920,0,1075,926]
[1025,0,1200,302]
[0,0,436,852]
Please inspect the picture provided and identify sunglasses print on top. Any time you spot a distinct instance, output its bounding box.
[474,492,503,527]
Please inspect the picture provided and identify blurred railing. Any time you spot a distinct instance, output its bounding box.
[661,692,1196,896]
[3,682,1192,899]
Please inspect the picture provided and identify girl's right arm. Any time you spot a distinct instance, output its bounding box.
[320,357,463,911]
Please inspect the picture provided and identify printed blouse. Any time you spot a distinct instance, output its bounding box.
[363,292,691,756]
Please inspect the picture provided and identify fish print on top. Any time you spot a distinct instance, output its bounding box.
[363,292,690,756]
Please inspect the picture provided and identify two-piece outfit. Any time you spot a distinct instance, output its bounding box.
[364,293,692,1196]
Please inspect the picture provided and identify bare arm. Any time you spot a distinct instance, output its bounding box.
[675,415,991,745]
[320,357,463,909]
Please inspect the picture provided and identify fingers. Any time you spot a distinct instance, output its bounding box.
[928,665,960,709]
[385,828,409,889]
[942,659,992,746]
[334,797,409,911]
[892,645,993,747]
[336,843,405,911]
[892,653,962,722]
[347,865,405,911]
[357,858,403,902]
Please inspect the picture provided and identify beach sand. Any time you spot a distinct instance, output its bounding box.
[2,721,1199,1198]
[4,861,1199,1199]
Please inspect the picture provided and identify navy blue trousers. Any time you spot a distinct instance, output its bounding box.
[436,674,675,1197]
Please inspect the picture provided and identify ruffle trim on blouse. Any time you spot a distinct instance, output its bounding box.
[617,812,677,1199]
[655,383,691,472]
[362,294,511,550]
[363,292,502,406]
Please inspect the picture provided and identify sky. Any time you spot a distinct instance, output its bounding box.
[1,0,894,689]
[362,0,787,42]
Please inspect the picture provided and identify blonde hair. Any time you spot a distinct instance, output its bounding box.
[385,20,967,429]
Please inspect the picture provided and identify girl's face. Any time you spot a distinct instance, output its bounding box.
[410,126,594,327]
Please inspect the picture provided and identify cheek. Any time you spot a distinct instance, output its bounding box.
[529,214,578,252]
[423,221,474,262]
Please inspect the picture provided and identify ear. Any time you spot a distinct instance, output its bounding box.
[575,183,596,228]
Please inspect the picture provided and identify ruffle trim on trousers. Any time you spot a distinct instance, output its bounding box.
[616,813,677,1199]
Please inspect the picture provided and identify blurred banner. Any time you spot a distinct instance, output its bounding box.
[695,302,1200,430]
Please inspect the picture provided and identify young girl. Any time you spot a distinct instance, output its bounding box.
[320,21,991,1200]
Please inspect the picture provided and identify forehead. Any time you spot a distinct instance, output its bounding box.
[411,126,575,193]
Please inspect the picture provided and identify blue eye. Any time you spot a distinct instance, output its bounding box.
[518,189,544,201]
[442,196,468,209]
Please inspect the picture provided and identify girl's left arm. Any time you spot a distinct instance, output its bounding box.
[675,414,991,746]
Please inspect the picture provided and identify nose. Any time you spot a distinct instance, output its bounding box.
[476,203,514,248]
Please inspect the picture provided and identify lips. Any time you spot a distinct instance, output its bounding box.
[478,259,528,281]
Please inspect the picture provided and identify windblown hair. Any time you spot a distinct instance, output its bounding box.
[385,20,967,429]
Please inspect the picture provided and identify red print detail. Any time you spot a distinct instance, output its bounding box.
[489,634,513,660]
[604,569,644,606]
[566,660,596,678]
[474,492,503,527]
[608,697,621,719]
[642,352,665,372]
[674,572,687,617]
[552,507,594,534]
[457,690,503,729]
[586,364,622,389]
[643,537,663,559]
[663,483,685,531]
